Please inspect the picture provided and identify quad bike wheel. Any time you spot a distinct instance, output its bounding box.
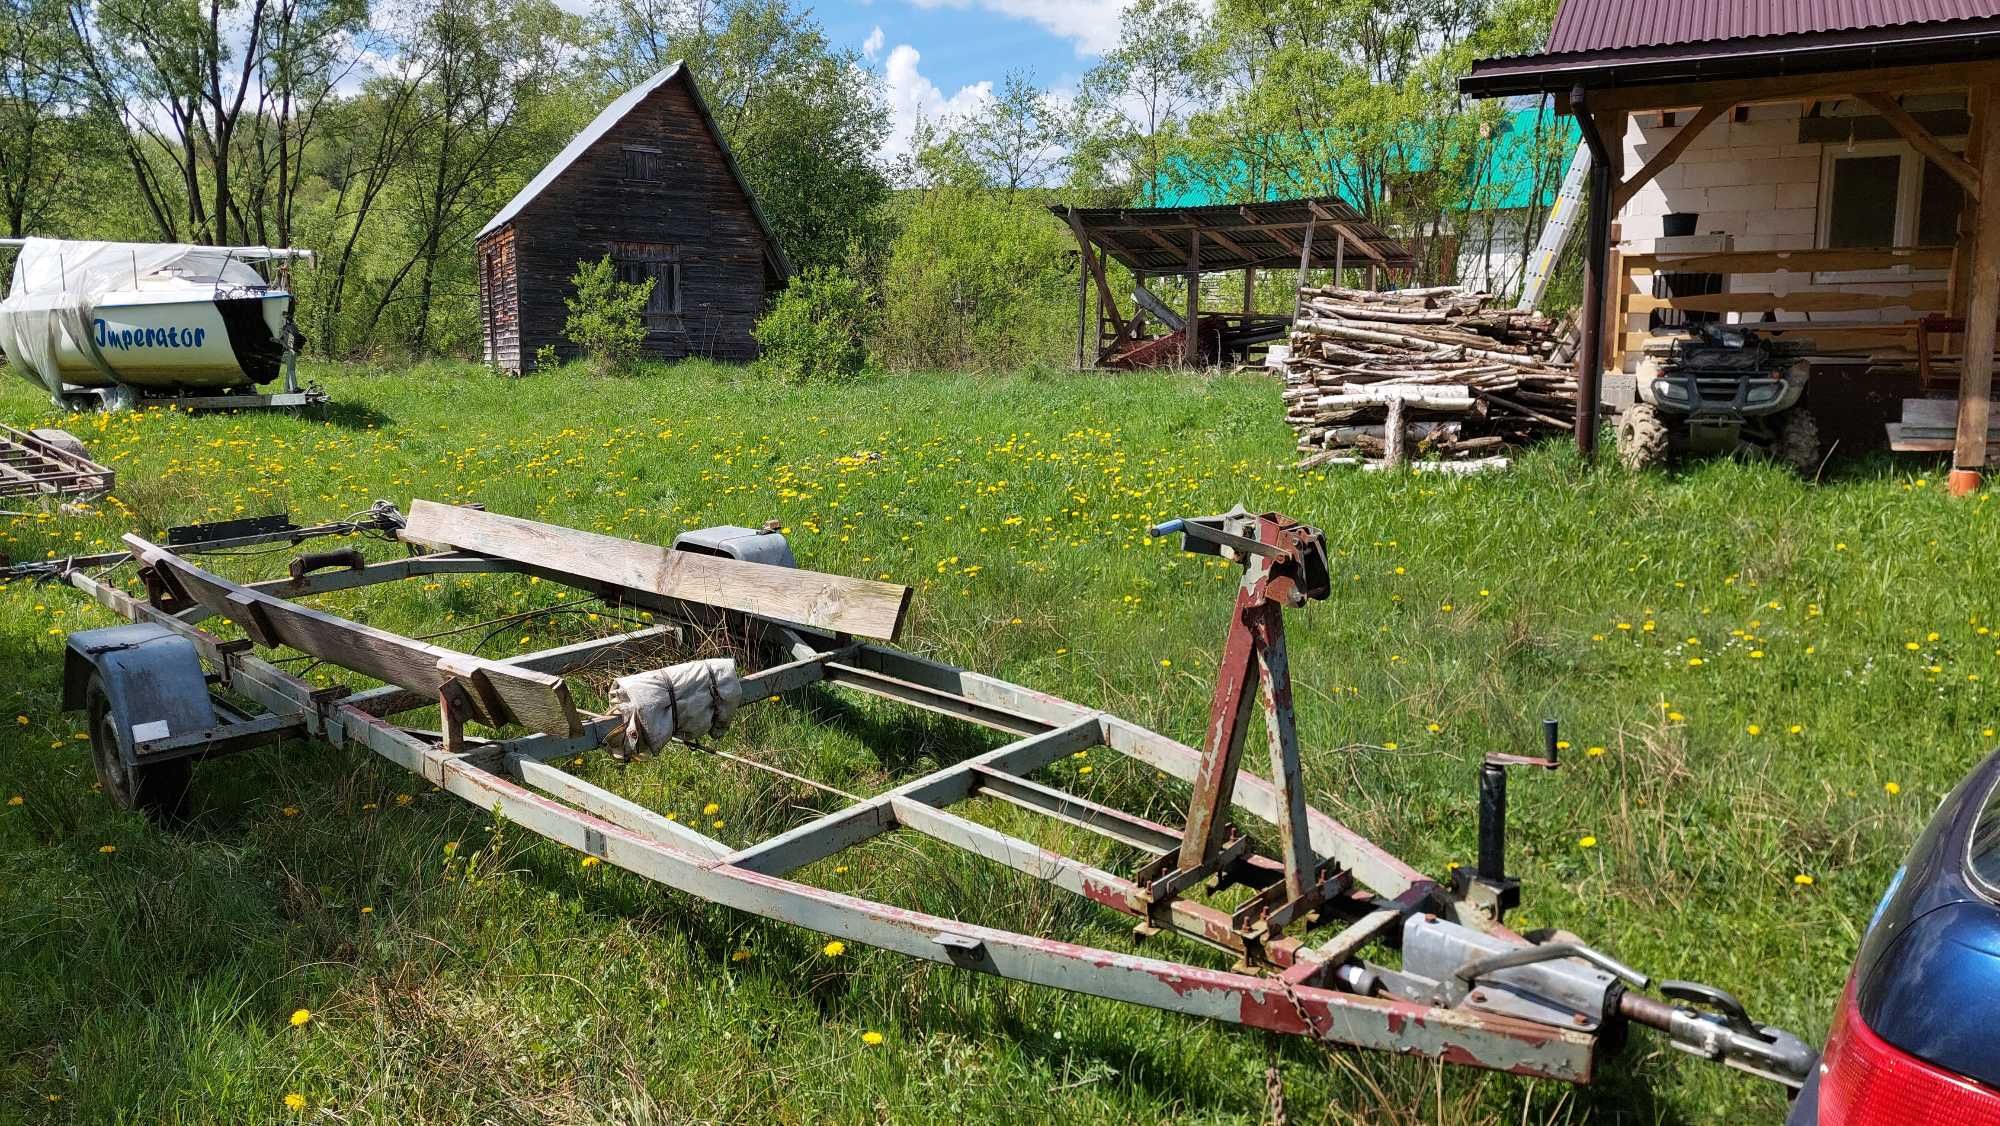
[1616,404,1671,471]
[1774,410,1821,475]
[85,673,189,819]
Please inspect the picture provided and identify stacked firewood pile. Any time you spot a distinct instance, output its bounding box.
[1282,286,1577,471]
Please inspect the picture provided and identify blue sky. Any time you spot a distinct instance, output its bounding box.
[809,0,1130,157]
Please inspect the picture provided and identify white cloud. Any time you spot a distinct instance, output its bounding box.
[881,43,993,163]
[904,0,1127,56]
[862,26,884,61]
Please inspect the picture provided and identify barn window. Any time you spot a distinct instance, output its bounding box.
[612,242,682,330]
[622,145,663,181]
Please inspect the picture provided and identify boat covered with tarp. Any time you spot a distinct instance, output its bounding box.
[0,238,310,397]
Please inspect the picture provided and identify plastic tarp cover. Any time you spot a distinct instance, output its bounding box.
[0,239,275,394]
[611,658,742,753]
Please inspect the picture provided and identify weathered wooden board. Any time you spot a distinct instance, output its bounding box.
[401,500,913,641]
[125,535,581,737]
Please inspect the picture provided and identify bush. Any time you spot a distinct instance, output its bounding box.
[562,255,653,375]
[873,187,1076,373]
[754,266,871,383]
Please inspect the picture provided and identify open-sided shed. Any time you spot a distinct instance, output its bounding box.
[1053,198,1415,369]
[1464,0,2000,487]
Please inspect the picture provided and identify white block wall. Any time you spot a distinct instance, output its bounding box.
[1616,101,1940,357]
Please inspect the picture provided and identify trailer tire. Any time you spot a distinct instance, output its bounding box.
[1616,404,1671,471]
[85,673,190,819]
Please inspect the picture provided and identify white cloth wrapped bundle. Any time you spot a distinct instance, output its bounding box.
[610,658,741,752]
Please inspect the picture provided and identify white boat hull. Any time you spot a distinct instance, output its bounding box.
[19,290,292,390]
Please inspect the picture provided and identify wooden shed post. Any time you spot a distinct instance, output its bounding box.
[1185,231,1202,367]
[1077,246,1089,370]
[1952,86,2000,494]
[1333,232,1345,288]
[1243,267,1256,314]
[1293,219,1317,323]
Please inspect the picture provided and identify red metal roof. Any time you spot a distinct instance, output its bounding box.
[1546,0,2000,56]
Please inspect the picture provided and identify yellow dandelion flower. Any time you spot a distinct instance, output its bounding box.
[731,949,752,962]
[1907,641,1922,651]
[580,856,601,869]
[861,1030,884,1046]
[97,844,116,854]
[289,1008,312,1027]
[13,714,25,725]
[1078,765,1093,775]
[5,795,21,806]
[702,802,720,816]
[712,819,726,829]
[284,1092,306,1112]
[1578,835,1598,849]
[1159,658,1171,668]
[823,940,846,957]
[1585,746,1606,757]
[1884,781,1901,795]
[1794,874,1815,886]
[1687,657,1704,667]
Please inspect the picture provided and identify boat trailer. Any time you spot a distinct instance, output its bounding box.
[20,501,1814,1092]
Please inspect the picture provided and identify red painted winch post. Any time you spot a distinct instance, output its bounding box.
[1147,511,1341,938]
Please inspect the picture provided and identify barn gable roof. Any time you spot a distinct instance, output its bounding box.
[476,63,793,278]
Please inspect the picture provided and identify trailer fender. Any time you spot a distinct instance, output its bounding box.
[672,524,796,568]
[62,623,216,762]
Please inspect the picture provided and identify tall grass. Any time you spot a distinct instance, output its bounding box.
[0,358,1982,1122]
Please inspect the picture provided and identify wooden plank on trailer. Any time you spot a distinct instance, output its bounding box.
[124,534,581,737]
[401,500,913,641]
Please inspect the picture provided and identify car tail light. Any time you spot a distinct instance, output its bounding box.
[1820,977,2000,1125]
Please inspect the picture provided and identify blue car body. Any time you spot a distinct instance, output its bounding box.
[1788,748,2000,1123]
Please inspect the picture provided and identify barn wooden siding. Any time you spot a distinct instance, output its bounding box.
[478,227,519,372]
[483,73,782,372]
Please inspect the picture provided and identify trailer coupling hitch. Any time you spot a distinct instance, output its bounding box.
[1618,979,1817,1089]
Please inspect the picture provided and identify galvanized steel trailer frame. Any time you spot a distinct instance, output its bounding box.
[38,502,1813,1092]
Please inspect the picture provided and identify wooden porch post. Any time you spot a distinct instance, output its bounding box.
[1243,267,1256,314]
[1184,231,1202,367]
[1333,233,1345,288]
[1952,85,2000,494]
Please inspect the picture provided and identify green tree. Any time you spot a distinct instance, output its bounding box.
[563,254,654,375]
[589,0,891,272]
[754,265,870,383]
[873,185,1074,373]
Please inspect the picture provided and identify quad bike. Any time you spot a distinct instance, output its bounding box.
[1616,324,1820,473]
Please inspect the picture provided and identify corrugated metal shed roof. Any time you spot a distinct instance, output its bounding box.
[1546,0,2000,55]
[1463,0,2000,98]
[1053,198,1415,275]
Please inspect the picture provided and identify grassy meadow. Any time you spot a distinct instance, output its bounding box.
[0,359,1989,1123]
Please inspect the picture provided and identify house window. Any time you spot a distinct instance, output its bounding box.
[611,242,681,332]
[622,146,663,181]
[1819,141,1967,250]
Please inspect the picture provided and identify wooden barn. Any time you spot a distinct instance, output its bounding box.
[475,63,791,372]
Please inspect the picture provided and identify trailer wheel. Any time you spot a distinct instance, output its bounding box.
[85,673,189,818]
